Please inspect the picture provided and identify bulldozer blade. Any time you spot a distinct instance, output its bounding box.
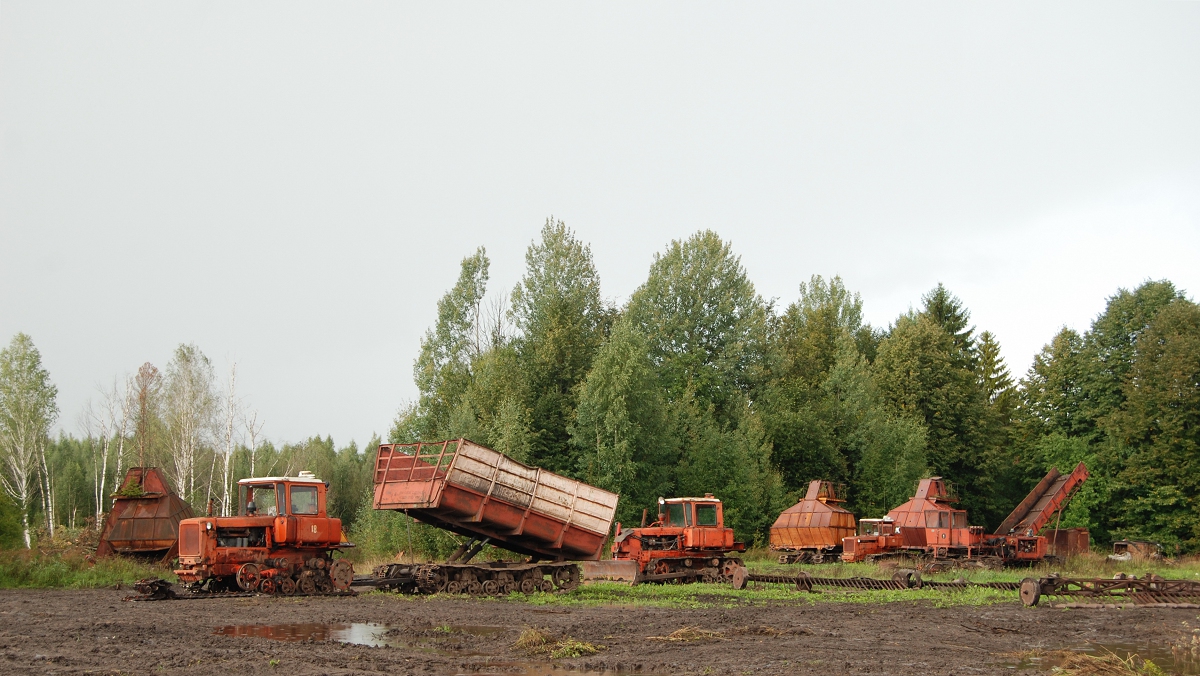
[581,560,640,585]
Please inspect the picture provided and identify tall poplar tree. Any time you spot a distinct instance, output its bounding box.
[510,218,608,474]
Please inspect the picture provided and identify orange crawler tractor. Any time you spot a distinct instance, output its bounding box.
[175,472,354,595]
[770,480,856,564]
[584,495,747,584]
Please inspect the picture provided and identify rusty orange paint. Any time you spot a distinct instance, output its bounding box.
[770,481,855,559]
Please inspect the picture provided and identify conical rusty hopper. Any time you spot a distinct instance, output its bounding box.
[96,467,195,564]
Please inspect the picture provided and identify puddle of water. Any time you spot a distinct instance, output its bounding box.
[214,622,396,647]
[215,623,652,675]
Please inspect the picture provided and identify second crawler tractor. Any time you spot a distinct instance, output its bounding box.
[586,495,747,583]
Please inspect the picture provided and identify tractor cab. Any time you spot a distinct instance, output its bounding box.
[239,471,327,518]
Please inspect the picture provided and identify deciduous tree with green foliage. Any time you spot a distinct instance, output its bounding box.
[0,334,59,548]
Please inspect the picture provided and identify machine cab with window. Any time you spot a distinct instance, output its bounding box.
[237,471,339,546]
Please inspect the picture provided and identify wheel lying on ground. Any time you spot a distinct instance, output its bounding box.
[236,563,261,592]
[330,560,354,591]
[1019,578,1041,607]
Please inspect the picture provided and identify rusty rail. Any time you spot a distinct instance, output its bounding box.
[1020,574,1200,606]
[734,569,1020,592]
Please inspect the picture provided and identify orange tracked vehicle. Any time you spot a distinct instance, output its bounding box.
[841,463,1090,567]
[770,480,856,564]
[583,495,747,584]
[174,472,354,594]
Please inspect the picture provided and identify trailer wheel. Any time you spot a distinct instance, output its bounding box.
[446,581,462,594]
[236,563,261,591]
[539,578,554,593]
[502,581,517,594]
[482,579,500,595]
[519,578,536,594]
[1019,578,1041,607]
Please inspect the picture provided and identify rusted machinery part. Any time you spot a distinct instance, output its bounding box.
[126,577,177,601]
[735,569,1021,594]
[330,560,354,591]
[375,561,581,596]
[1020,574,1200,607]
[236,563,261,591]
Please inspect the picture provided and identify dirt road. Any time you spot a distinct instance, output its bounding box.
[0,588,1194,675]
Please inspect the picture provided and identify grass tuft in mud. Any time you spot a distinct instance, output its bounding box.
[514,628,606,659]
[0,550,174,589]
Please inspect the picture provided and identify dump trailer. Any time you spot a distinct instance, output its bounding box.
[369,439,619,595]
[582,495,747,584]
[96,467,195,564]
[174,472,354,595]
[770,480,856,564]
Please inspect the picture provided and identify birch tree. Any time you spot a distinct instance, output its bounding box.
[0,334,59,548]
[164,344,216,504]
[217,364,240,516]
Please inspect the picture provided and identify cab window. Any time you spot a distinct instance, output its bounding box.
[290,485,319,515]
[666,503,687,526]
[242,485,278,516]
[925,511,949,528]
[952,512,967,529]
[695,504,717,526]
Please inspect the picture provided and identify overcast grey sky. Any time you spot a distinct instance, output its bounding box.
[2,2,1198,448]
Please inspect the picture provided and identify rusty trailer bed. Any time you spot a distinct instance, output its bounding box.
[372,439,618,561]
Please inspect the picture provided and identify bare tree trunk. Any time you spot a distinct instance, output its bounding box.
[39,441,54,538]
[220,365,237,516]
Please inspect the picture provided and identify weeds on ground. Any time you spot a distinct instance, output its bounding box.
[514,628,605,659]
[743,550,1200,584]
[0,549,173,588]
[1049,650,1167,676]
[646,626,725,642]
[517,580,1013,609]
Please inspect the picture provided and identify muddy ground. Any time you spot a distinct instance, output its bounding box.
[0,588,1195,676]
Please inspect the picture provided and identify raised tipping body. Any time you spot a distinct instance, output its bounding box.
[372,439,618,561]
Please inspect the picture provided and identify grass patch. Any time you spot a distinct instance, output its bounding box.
[514,628,605,659]
[514,579,1014,609]
[0,550,174,589]
[1047,650,1168,675]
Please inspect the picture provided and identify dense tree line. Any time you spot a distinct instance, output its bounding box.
[1,220,1197,553]
[391,219,1200,550]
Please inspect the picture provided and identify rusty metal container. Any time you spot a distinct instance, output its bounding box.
[372,439,619,561]
[96,467,195,563]
[770,481,855,562]
[1044,528,1090,557]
